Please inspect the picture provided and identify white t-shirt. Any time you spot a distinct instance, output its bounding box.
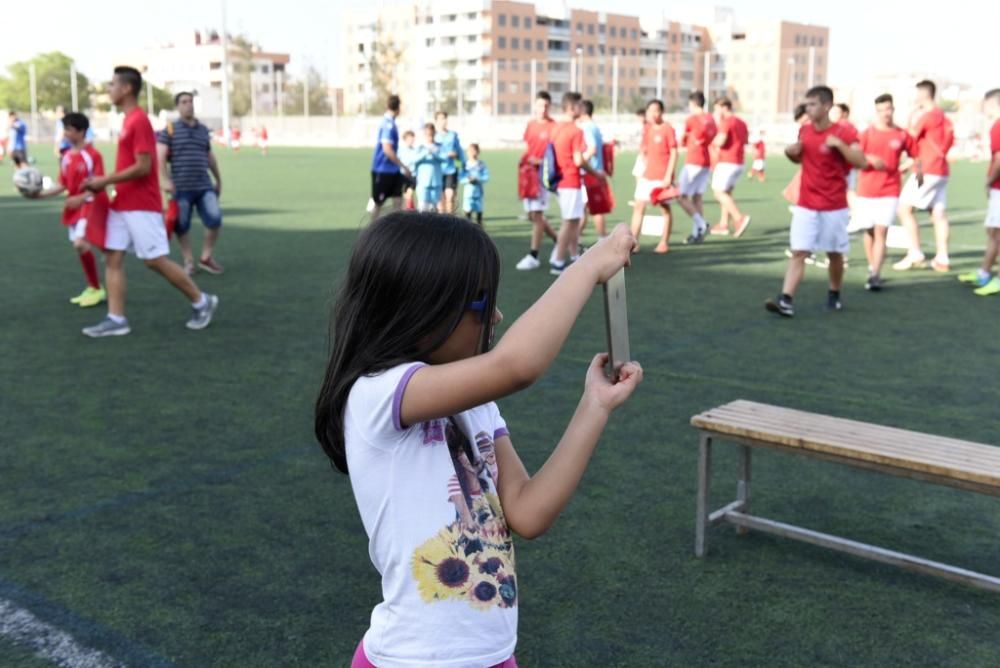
[345,362,517,668]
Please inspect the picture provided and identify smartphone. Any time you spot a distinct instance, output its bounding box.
[602,268,631,382]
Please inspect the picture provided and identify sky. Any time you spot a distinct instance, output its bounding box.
[1,0,993,90]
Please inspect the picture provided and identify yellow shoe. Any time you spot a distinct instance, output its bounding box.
[78,287,107,308]
[69,287,90,304]
[974,277,1000,297]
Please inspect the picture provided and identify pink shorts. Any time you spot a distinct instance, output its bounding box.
[352,641,518,668]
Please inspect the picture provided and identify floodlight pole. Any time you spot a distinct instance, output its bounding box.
[808,46,816,87]
[530,59,537,101]
[656,52,663,100]
[221,0,232,142]
[70,62,79,112]
[703,51,710,99]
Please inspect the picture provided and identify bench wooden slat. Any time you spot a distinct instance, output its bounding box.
[691,400,1000,488]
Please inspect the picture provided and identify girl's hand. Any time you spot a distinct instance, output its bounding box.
[583,353,643,413]
[583,224,636,283]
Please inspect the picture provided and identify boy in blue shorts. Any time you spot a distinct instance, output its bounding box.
[461,143,489,225]
[414,123,447,212]
[398,130,419,210]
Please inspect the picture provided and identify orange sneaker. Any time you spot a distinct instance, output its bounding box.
[710,224,730,236]
[931,259,950,273]
[734,215,752,238]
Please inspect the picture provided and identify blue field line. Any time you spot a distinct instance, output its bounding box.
[0,576,174,668]
[0,444,315,542]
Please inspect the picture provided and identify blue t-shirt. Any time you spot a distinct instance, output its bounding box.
[372,113,400,174]
[582,120,604,172]
[11,120,28,151]
[434,129,464,175]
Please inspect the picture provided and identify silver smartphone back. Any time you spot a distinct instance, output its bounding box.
[602,268,630,381]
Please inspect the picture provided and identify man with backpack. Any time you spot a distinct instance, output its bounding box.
[579,99,614,240]
[516,91,560,271]
[894,80,955,272]
[549,92,609,275]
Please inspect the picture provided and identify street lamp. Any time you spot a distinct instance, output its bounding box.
[576,46,583,93]
[787,56,796,113]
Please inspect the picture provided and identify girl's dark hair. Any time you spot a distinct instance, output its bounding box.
[315,212,501,473]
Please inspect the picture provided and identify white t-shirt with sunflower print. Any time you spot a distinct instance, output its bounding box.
[345,362,517,668]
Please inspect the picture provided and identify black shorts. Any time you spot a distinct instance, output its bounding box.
[11,150,27,166]
[371,171,403,205]
[443,172,459,191]
[403,175,417,191]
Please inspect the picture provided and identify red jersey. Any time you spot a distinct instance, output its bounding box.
[113,107,162,212]
[523,117,555,161]
[753,141,766,160]
[911,108,953,177]
[990,119,1000,191]
[641,121,678,180]
[717,115,748,165]
[797,122,859,211]
[552,120,585,190]
[683,112,717,166]
[857,126,915,198]
[59,145,109,247]
[260,127,268,140]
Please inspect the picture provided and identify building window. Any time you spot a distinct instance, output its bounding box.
[576,22,583,33]
[599,24,606,34]
[467,12,476,19]
[588,45,594,55]
[610,47,616,55]
[610,26,617,37]
[588,24,594,35]
[468,59,477,66]
[498,59,506,69]
[525,17,532,29]
[498,102,506,113]
[508,82,518,93]
[523,103,530,113]
[537,39,544,50]
[818,37,824,46]
[510,60,519,71]
[525,39,532,51]
[426,38,435,46]
[498,36,506,48]
[795,35,801,45]
[586,65,594,75]
[210,61,222,69]
[599,45,605,55]
[631,48,637,55]
[498,14,506,26]
[671,34,677,43]
[512,37,520,49]
[631,29,638,39]
[467,35,476,43]
[598,65,605,75]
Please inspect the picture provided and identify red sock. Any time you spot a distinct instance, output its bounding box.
[79,250,101,289]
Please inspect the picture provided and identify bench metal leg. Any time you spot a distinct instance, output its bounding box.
[695,433,713,557]
[736,445,752,535]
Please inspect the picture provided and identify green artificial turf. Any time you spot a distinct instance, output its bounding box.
[1,144,999,666]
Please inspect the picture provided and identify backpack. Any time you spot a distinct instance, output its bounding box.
[540,141,561,193]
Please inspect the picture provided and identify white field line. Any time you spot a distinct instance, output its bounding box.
[0,599,122,668]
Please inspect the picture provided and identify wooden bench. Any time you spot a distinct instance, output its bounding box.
[691,400,1000,592]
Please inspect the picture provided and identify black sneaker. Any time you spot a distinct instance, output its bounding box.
[765,295,794,317]
[826,293,843,312]
[684,226,707,245]
[864,274,882,292]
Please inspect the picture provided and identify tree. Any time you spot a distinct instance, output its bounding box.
[428,63,459,116]
[228,35,256,118]
[365,23,404,115]
[281,68,333,116]
[0,52,90,111]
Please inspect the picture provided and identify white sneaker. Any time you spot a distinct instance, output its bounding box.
[516,254,541,271]
[549,247,558,264]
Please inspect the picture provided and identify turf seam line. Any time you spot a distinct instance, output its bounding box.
[0,577,173,668]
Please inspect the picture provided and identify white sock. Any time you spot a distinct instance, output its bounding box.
[192,294,207,309]
[693,213,708,232]
[108,313,126,324]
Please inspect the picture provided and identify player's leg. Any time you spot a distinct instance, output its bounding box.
[144,255,202,301]
[826,252,845,307]
[767,208,818,316]
[711,188,731,234]
[871,225,889,282]
[195,190,223,274]
[655,204,672,253]
[781,252,809,297]
[172,193,196,273]
[104,250,127,317]
[894,176,926,269]
[862,229,875,274]
[629,200,646,246]
[930,202,950,271]
[593,213,606,238]
[476,212,483,226]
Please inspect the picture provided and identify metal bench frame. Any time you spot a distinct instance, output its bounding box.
[694,430,1000,593]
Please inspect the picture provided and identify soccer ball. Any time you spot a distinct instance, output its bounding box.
[13,167,44,197]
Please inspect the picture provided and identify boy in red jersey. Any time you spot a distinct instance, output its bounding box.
[749,131,766,182]
[677,91,717,244]
[766,86,868,317]
[855,94,916,291]
[958,89,1000,295]
[709,97,751,237]
[549,92,607,275]
[629,99,678,254]
[894,80,954,272]
[31,112,109,308]
[515,91,560,271]
[82,66,218,337]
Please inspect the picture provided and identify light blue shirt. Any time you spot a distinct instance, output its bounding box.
[434,129,464,176]
[398,144,419,174]
[461,158,490,203]
[581,120,604,172]
[414,143,448,190]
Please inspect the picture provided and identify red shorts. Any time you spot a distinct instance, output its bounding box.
[583,173,615,215]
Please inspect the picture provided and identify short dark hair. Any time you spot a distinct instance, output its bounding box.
[536,91,551,102]
[635,108,646,117]
[469,142,480,152]
[916,80,936,98]
[582,99,595,116]
[114,66,143,96]
[647,99,664,112]
[7,111,15,117]
[561,91,582,110]
[875,93,894,106]
[435,110,448,119]
[174,91,194,105]
[714,97,733,110]
[387,95,401,112]
[805,86,834,105]
[423,122,435,133]
[402,130,415,138]
[62,112,89,132]
[689,91,706,107]
[835,103,850,115]
[793,103,808,121]
[984,89,1000,103]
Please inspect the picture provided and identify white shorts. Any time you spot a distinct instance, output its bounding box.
[900,174,948,212]
[557,187,585,221]
[631,155,646,178]
[105,210,170,260]
[853,197,898,230]
[847,169,858,192]
[633,178,663,203]
[679,164,711,197]
[522,189,549,213]
[67,219,87,243]
[987,189,1000,229]
[789,207,850,254]
[752,159,765,171]
[712,163,744,193]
